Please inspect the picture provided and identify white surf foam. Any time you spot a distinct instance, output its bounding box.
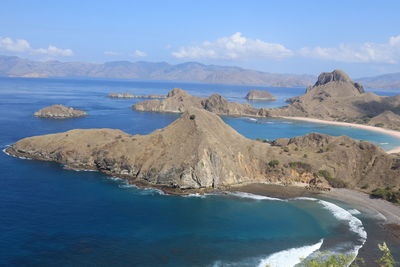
[257,239,323,267]
[348,209,361,215]
[318,200,367,242]
[243,117,257,122]
[226,191,284,201]
[380,142,389,145]
[2,146,32,160]
[182,193,206,198]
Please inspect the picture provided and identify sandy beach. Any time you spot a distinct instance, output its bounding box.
[280,116,400,154]
[232,184,400,226]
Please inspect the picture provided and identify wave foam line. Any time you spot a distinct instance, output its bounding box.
[2,146,32,160]
[257,239,323,267]
[225,191,284,201]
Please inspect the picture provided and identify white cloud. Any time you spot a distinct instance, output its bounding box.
[0,37,73,57]
[172,32,293,60]
[132,49,147,57]
[299,35,400,64]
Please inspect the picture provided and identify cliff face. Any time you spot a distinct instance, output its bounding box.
[7,108,400,192]
[133,88,260,116]
[34,104,87,119]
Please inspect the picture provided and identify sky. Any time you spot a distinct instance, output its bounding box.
[1,0,400,78]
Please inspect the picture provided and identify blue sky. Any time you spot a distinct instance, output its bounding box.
[1,0,400,77]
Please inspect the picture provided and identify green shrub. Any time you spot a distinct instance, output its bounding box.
[289,161,312,174]
[375,123,384,127]
[371,188,400,204]
[316,170,347,188]
[189,114,196,120]
[268,160,280,168]
[283,147,289,152]
[303,154,308,158]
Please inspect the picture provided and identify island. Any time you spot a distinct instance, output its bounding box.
[7,108,400,194]
[245,89,276,101]
[34,104,87,119]
[133,70,400,132]
[108,93,166,99]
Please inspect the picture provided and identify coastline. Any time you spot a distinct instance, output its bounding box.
[280,116,400,153]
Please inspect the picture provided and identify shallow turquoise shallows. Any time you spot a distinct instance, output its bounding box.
[0,77,396,266]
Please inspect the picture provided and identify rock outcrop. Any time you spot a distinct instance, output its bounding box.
[108,93,166,99]
[268,70,400,130]
[34,104,87,119]
[245,90,276,101]
[133,88,260,116]
[7,108,400,192]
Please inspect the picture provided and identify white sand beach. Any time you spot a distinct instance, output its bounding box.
[281,116,400,154]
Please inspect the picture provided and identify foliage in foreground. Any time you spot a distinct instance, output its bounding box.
[370,188,400,204]
[265,242,396,267]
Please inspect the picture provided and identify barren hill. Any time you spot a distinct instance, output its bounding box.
[268,70,400,129]
[7,108,400,193]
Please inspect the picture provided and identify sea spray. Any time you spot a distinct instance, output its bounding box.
[257,239,324,267]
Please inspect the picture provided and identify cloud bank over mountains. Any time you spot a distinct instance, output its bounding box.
[1,33,400,67]
[172,32,400,64]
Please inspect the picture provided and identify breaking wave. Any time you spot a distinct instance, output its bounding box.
[224,191,284,201]
[257,239,324,267]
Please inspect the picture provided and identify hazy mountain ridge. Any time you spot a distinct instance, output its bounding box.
[357,72,400,89]
[0,55,315,87]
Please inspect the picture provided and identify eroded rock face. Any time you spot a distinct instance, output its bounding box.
[34,104,87,119]
[245,90,276,100]
[7,108,400,192]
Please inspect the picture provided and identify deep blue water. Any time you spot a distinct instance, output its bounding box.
[0,77,398,266]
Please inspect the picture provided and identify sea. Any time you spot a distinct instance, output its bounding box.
[0,77,399,266]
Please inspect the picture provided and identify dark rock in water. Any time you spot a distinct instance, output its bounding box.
[245,90,276,101]
[34,104,87,119]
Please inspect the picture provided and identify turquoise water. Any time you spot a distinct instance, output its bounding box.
[0,77,397,266]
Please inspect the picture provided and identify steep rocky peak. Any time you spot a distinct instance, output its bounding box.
[311,70,365,95]
[167,88,189,98]
[315,69,352,86]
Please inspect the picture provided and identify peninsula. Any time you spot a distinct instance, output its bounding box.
[7,108,400,194]
[34,104,87,119]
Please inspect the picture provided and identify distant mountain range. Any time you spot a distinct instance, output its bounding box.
[357,73,400,90]
[1,55,400,89]
[0,55,315,87]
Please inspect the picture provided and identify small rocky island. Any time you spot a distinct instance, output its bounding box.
[7,108,400,193]
[108,93,166,99]
[245,90,276,101]
[133,88,263,116]
[34,104,87,119]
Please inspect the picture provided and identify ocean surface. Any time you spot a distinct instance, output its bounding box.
[0,77,398,266]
